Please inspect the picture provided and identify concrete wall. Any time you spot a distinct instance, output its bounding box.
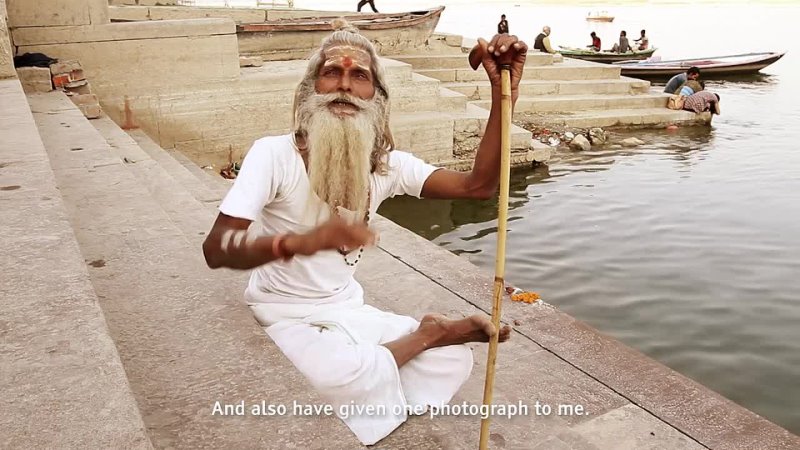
[6,0,108,27]
[0,0,14,78]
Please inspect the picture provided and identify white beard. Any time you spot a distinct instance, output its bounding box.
[298,93,381,224]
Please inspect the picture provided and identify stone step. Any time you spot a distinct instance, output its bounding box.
[473,93,669,114]
[450,103,532,151]
[389,51,554,70]
[532,107,710,128]
[391,72,441,112]
[29,91,355,449]
[442,77,651,100]
[3,80,150,448]
[92,117,219,232]
[240,57,414,85]
[415,61,620,83]
[128,127,224,206]
[164,143,233,194]
[390,111,456,163]
[437,86,468,112]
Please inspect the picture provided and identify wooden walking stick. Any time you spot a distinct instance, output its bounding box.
[468,43,514,450]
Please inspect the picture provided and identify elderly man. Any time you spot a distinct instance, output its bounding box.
[203,20,526,446]
[534,26,556,53]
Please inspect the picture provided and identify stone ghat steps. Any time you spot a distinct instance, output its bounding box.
[471,93,671,114]
[29,91,356,449]
[442,77,651,99]
[240,57,415,85]
[2,81,151,449]
[415,58,621,83]
[239,62,466,115]
[389,51,555,70]
[530,107,709,128]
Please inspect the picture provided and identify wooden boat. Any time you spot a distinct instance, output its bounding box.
[237,6,445,61]
[586,11,614,22]
[558,46,656,63]
[614,52,786,77]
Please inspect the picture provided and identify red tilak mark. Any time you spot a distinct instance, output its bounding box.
[342,56,353,68]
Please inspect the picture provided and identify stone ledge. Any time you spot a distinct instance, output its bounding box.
[11,18,235,46]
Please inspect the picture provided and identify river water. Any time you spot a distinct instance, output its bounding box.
[202,0,800,434]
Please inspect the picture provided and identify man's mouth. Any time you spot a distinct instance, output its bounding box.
[328,99,360,116]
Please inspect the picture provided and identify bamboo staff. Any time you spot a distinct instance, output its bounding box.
[479,63,511,450]
[468,43,514,450]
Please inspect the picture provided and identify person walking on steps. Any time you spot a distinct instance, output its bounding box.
[357,0,378,13]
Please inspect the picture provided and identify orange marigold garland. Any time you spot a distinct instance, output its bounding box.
[511,291,541,304]
[505,285,541,304]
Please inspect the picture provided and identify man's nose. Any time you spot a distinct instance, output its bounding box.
[338,74,352,92]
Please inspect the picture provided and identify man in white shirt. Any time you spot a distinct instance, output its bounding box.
[203,19,527,445]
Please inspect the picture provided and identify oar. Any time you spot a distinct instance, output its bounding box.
[468,42,513,450]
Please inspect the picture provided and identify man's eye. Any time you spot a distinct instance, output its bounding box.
[355,72,369,80]
[323,69,337,77]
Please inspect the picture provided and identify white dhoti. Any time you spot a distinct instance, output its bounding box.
[247,285,473,445]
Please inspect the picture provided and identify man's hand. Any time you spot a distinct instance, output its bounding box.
[285,217,377,256]
[476,34,527,103]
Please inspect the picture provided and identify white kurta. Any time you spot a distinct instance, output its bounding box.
[220,134,474,445]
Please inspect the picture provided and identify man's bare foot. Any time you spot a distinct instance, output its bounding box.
[418,314,512,348]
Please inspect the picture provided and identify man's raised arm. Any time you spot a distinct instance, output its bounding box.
[420,34,527,201]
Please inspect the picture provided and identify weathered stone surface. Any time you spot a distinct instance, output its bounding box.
[78,102,102,118]
[65,79,92,94]
[569,404,702,449]
[529,146,554,163]
[444,33,463,47]
[621,137,645,147]
[569,134,591,151]
[589,127,607,144]
[16,66,53,93]
[6,0,108,27]
[69,92,97,106]
[49,59,82,75]
[0,2,14,79]
[238,55,263,67]
[1,78,150,449]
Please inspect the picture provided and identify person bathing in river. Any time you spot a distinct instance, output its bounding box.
[683,91,721,115]
[202,19,526,446]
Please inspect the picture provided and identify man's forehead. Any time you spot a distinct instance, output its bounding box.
[322,45,372,71]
